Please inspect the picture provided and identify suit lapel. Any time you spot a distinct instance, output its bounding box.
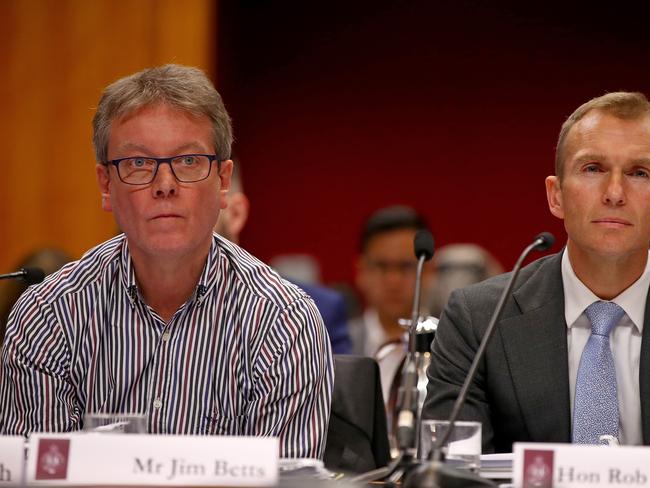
[498,253,572,442]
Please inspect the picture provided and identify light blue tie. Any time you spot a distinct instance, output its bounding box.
[572,301,625,444]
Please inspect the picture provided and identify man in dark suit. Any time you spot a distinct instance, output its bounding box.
[423,91,650,453]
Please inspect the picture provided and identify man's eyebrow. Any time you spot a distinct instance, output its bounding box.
[114,141,208,156]
[116,142,150,154]
[572,154,650,168]
[573,153,605,165]
[629,158,650,166]
[172,142,209,154]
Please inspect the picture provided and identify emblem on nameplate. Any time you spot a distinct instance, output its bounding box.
[35,439,70,480]
[523,449,554,488]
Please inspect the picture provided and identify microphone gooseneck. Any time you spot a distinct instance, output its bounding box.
[404,232,555,488]
[397,230,435,453]
[431,231,555,459]
[408,230,435,356]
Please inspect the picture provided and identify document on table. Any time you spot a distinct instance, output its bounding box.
[480,452,513,480]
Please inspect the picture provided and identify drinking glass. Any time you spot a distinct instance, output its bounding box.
[419,420,481,472]
[83,413,147,434]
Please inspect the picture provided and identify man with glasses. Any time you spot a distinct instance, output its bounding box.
[0,65,333,459]
[352,206,435,358]
[351,206,435,407]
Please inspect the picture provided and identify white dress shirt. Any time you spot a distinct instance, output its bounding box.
[361,308,388,358]
[562,250,650,445]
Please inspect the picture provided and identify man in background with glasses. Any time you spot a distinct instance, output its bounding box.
[0,65,333,459]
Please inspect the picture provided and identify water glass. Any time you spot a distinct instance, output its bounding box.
[83,413,148,434]
[419,420,481,472]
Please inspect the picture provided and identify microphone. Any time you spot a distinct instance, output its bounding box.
[414,231,435,261]
[397,229,435,450]
[354,230,435,484]
[533,232,555,252]
[0,267,46,285]
[404,232,555,488]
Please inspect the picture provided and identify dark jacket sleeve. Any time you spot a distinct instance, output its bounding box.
[421,286,496,453]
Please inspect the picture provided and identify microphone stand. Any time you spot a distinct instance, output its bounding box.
[353,230,433,485]
[403,233,554,488]
[0,270,30,281]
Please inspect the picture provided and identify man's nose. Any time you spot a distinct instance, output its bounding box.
[151,162,178,197]
[602,173,625,206]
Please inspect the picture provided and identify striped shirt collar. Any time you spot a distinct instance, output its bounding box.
[119,234,221,309]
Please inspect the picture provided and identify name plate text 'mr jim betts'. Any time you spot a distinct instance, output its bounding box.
[26,434,278,486]
[133,456,267,480]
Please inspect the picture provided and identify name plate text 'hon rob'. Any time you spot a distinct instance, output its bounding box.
[514,442,650,488]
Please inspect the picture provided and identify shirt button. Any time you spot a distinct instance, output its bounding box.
[162,332,170,342]
[153,399,162,409]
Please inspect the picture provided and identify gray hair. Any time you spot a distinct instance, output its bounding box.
[92,64,233,163]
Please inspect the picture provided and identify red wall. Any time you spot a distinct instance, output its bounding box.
[218,2,650,285]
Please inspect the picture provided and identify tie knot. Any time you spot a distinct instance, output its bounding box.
[584,301,625,336]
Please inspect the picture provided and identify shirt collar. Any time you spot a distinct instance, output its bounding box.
[562,248,650,332]
[194,235,221,305]
[363,308,388,354]
[119,233,222,308]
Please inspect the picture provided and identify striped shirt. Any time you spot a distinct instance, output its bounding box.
[0,233,333,458]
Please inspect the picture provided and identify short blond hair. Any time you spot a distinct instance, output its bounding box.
[555,91,650,178]
[93,64,233,163]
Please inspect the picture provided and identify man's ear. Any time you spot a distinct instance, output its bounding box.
[225,192,250,238]
[96,164,113,212]
[545,175,564,220]
[218,160,234,208]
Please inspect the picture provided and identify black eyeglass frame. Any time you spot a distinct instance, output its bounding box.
[105,154,221,185]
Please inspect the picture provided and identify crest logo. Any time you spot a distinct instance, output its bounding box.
[35,439,70,480]
[523,449,554,488]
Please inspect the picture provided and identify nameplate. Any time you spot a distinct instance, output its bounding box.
[513,442,650,488]
[0,437,25,486]
[26,433,278,486]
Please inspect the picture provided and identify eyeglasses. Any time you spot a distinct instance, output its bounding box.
[364,258,418,275]
[106,154,220,185]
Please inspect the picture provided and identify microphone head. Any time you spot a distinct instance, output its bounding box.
[21,267,45,285]
[414,230,435,261]
[533,232,555,251]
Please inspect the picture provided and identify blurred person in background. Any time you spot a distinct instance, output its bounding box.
[351,206,435,409]
[351,205,435,357]
[428,243,503,317]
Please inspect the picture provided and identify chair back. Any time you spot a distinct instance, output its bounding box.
[324,355,390,473]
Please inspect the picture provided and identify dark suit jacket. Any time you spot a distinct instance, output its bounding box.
[422,251,650,453]
[296,282,352,354]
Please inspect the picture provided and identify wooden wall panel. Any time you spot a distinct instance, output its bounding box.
[0,0,215,274]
